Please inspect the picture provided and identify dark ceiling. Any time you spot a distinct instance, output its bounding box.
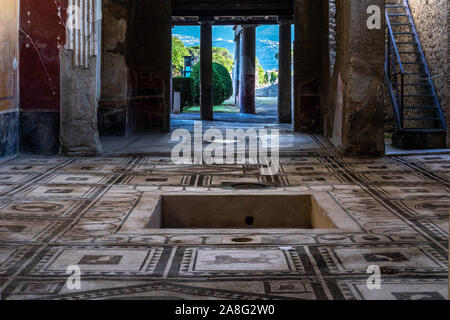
[172,0,294,17]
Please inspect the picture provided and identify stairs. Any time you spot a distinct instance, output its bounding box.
[385,0,446,148]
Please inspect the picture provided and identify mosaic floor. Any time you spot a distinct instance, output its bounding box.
[0,132,448,300]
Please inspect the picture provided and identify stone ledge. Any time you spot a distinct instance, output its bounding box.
[392,130,447,150]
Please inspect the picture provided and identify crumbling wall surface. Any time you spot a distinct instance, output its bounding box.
[408,0,448,145]
[100,0,172,135]
[99,0,129,136]
[408,0,447,105]
[328,0,385,155]
[0,0,19,160]
[448,1,450,147]
[60,52,103,156]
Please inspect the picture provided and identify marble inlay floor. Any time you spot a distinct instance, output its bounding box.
[0,132,448,300]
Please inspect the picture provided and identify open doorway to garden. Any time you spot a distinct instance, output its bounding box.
[170,24,294,126]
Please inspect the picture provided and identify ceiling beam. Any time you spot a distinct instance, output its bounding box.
[172,16,283,26]
[172,0,294,17]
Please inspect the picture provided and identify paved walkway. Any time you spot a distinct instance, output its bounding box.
[102,98,295,156]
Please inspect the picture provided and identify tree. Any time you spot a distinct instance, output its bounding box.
[270,71,278,84]
[187,46,200,64]
[256,58,267,85]
[212,47,234,73]
[187,45,234,73]
[172,37,189,77]
[263,72,270,84]
[191,62,233,106]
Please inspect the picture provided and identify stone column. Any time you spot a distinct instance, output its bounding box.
[239,25,256,114]
[278,16,292,123]
[234,27,241,104]
[294,0,327,133]
[329,0,385,155]
[60,0,103,156]
[199,17,214,121]
[126,0,172,132]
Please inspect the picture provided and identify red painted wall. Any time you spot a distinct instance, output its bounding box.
[19,0,67,112]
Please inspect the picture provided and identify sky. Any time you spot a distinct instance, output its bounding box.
[172,25,294,71]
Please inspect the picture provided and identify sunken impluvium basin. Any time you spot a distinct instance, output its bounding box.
[148,194,352,230]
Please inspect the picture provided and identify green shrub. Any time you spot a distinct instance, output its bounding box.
[191,62,233,106]
[172,77,193,110]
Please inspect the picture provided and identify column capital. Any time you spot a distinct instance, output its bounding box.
[234,25,242,39]
[198,16,215,24]
[278,15,294,24]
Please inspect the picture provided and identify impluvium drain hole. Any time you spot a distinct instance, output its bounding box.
[245,216,254,226]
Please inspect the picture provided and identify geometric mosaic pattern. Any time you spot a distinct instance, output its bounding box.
[0,135,447,300]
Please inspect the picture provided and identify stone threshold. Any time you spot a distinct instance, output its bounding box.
[385,148,450,156]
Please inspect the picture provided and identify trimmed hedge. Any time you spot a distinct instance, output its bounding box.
[172,77,193,110]
[191,62,233,106]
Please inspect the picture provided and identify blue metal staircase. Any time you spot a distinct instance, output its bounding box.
[385,0,446,140]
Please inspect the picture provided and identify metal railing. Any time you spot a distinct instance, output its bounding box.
[385,0,446,131]
[403,0,446,131]
[385,10,405,129]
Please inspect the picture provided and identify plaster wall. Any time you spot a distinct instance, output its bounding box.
[19,0,67,154]
[99,0,129,136]
[0,0,19,160]
[100,0,172,135]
